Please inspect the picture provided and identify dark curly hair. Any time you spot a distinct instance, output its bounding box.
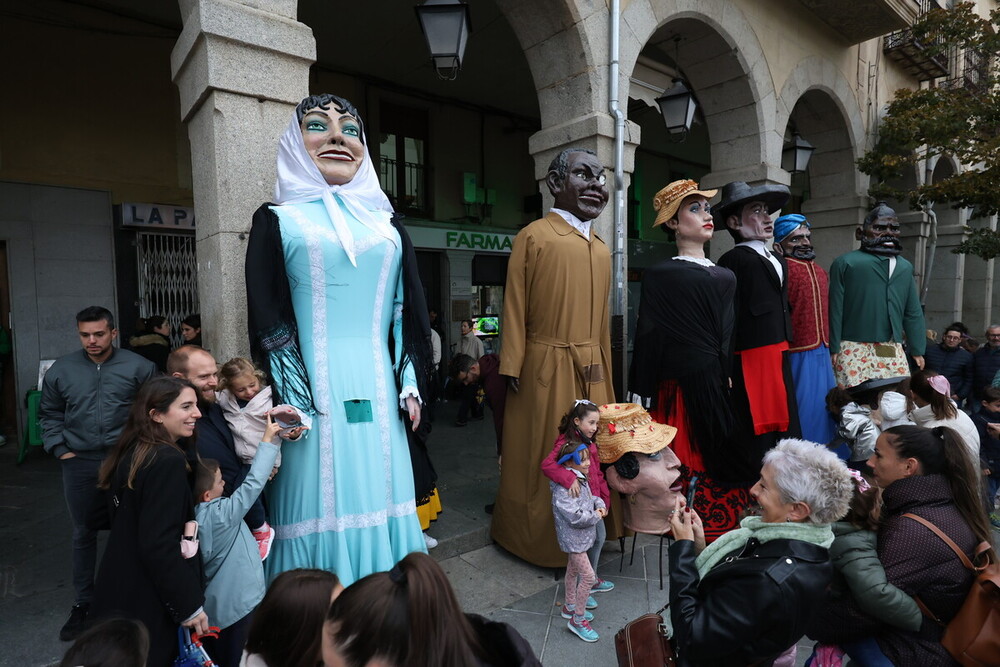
[295,94,365,144]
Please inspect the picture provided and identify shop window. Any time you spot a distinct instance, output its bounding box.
[378,103,429,217]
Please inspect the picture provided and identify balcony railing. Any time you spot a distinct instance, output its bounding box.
[884,27,951,80]
[883,0,953,80]
[379,156,427,213]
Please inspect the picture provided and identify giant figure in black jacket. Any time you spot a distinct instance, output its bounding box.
[716,182,800,478]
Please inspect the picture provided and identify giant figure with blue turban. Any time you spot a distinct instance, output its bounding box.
[772,214,836,443]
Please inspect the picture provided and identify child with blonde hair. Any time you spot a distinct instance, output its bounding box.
[216,358,310,482]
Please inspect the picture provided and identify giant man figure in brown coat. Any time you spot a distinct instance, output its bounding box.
[492,148,619,567]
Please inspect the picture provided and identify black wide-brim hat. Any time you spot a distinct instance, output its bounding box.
[711,181,790,224]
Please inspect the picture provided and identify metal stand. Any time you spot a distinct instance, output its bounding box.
[618,532,672,589]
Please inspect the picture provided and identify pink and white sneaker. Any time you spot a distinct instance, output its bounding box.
[251,522,275,561]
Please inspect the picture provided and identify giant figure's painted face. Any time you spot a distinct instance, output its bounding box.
[549,152,609,222]
[858,203,902,256]
[777,225,815,260]
[729,201,773,242]
[301,107,365,186]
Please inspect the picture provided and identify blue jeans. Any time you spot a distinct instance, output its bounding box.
[588,518,606,572]
[61,455,104,605]
[843,637,893,666]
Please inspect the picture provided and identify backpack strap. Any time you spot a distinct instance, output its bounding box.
[901,513,976,570]
[901,512,992,626]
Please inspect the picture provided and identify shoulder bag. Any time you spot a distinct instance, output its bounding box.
[903,513,1000,667]
[615,601,676,667]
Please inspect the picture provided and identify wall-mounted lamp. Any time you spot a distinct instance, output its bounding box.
[414,0,471,81]
[782,131,815,174]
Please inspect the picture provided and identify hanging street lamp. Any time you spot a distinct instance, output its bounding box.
[414,0,471,81]
[782,131,816,174]
[655,78,697,137]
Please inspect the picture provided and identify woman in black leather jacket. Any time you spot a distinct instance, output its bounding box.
[668,438,854,666]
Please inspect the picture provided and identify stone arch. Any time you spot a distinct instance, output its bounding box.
[622,0,779,186]
[777,58,869,266]
[496,0,604,130]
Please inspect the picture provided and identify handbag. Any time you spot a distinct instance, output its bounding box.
[615,602,676,667]
[904,513,1000,667]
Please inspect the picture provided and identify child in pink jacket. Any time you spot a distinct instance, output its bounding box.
[541,399,614,607]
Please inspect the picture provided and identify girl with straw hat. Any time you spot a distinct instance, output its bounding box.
[629,179,751,542]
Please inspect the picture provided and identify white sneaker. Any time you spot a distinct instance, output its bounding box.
[423,533,439,549]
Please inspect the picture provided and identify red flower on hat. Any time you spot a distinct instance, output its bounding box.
[607,423,617,434]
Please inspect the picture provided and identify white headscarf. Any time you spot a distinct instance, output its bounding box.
[274,105,394,267]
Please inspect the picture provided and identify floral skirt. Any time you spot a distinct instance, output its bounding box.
[834,340,909,389]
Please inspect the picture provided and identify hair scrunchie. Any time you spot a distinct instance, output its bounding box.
[927,374,952,397]
[389,562,407,585]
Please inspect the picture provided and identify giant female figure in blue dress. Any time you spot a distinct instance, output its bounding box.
[246,94,436,585]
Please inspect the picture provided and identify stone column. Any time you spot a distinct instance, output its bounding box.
[171,0,315,358]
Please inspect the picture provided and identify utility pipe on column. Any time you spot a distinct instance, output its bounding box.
[920,161,938,306]
[609,0,628,398]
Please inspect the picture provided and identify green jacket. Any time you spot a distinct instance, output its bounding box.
[828,250,925,356]
[828,522,922,632]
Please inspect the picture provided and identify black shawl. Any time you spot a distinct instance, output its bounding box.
[628,259,738,477]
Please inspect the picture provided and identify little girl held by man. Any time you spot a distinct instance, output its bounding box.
[216,358,311,481]
[543,399,613,643]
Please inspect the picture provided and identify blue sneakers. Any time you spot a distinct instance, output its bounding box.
[567,617,600,642]
[585,595,598,609]
[560,605,594,621]
[592,578,615,593]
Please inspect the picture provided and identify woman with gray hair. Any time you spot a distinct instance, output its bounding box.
[667,438,853,665]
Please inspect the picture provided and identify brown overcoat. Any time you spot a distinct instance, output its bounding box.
[492,212,618,566]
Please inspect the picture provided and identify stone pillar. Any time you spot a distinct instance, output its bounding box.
[171,0,315,358]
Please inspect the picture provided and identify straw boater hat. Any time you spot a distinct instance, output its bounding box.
[595,403,678,464]
[652,179,719,227]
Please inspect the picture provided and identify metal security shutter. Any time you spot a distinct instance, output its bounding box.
[135,231,199,348]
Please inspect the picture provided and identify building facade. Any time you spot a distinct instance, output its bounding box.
[1,0,996,433]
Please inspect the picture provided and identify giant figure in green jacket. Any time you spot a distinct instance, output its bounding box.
[828,202,925,391]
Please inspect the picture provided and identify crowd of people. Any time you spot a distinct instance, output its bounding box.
[38,90,999,666]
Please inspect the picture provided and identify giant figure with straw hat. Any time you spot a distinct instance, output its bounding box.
[629,179,751,542]
[772,214,836,444]
[596,403,683,536]
[716,182,801,475]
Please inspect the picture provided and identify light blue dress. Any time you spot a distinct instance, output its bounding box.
[264,199,426,585]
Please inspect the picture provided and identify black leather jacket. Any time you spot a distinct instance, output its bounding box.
[669,536,833,666]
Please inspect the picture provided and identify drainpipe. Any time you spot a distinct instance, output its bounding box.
[920,202,937,306]
[609,0,628,399]
[920,161,938,306]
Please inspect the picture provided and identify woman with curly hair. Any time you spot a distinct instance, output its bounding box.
[668,438,854,665]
